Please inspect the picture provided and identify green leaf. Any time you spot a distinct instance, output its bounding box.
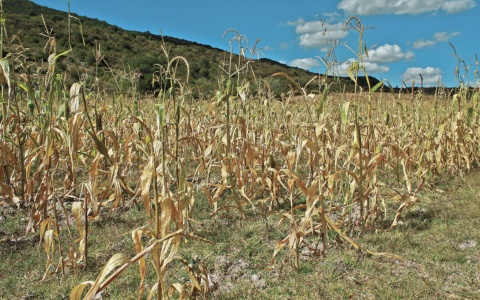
[27,99,36,114]
[87,129,112,163]
[371,80,384,94]
[346,62,358,84]
[16,81,31,93]
[54,49,72,61]
[155,104,165,128]
[79,22,86,47]
[364,43,369,58]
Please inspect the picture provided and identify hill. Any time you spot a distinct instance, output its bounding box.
[3,0,381,97]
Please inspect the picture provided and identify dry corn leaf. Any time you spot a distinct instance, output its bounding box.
[132,228,148,300]
[140,156,155,216]
[80,253,130,300]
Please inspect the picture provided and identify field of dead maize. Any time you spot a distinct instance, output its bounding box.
[1,10,480,299]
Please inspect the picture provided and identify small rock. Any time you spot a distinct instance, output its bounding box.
[206,274,218,291]
[459,240,477,250]
[251,274,266,288]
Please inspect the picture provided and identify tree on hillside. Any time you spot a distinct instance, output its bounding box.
[128,55,166,93]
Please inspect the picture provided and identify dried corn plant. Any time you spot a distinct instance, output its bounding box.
[2,8,480,299]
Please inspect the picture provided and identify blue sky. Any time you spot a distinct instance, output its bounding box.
[30,0,479,87]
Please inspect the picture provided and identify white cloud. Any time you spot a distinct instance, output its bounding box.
[365,44,415,63]
[442,0,477,13]
[323,12,341,18]
[335,58,390,76]
[289,58,320,70]
[262,45,273,52]
[362,62,390,74]
[363,62,390,74]
[413,31,461,48]
[413,39,437,49]
[338,0,476,15]
[289,19,348,50]
[279,42,290,49]
[434,31,461,41]
[401,67,442,84]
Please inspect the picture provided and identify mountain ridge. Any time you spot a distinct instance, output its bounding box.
[4,0,382,96]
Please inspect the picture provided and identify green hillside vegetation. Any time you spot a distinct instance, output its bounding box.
[4,0,381,98]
